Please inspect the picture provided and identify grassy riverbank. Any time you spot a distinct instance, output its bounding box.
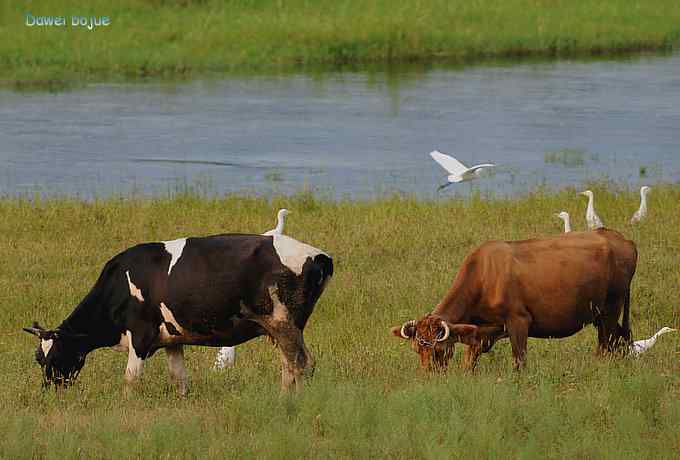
[2,0,680,84]
[0,187,678,458]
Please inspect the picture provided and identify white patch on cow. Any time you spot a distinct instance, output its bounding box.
[160,302,184,335]
[124,331,144,383]
[268,285,289,322]
[40,339,54,357]
[163,238,187,275]
[125,271,144,302]
[271,234,327,276]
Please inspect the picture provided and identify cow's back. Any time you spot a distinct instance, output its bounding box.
[159,234,321,335]
[474,230,636,337]
[107,233,331,341]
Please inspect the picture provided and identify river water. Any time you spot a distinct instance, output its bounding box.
[1,53,679,200]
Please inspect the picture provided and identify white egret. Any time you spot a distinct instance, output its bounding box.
[213,347,236,369]
[555,211,572,233]
[214,208,291,370]
[630,186,651,224]
[579,190,604,230]
[630,327,676,356]
[262,208,290,236]
[429,150,495,190]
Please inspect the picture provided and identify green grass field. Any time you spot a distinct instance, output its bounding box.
[1,186,678,458]
[2,0,680,84]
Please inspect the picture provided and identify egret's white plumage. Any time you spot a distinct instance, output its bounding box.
[579,190,604,230]
[263,209,290,236]
[429,150,495,189]
[555,211,572,233]
[214,208,291,371]
[630,327,676,356]
[213,346,236,369]
[630,186,651,224]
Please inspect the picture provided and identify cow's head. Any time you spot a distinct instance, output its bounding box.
[23,322,87,388]
[391,315,479,371]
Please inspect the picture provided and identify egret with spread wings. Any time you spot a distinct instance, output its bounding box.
[429,150,495,190]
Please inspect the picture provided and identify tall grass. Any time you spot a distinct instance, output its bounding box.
[2,0,680,84]
[0,186,678,458]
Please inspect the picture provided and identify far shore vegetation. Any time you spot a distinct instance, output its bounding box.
[2,0,680,85]
[1,186,678,457]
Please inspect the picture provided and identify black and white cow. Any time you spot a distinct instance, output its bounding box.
[24,233,333,394]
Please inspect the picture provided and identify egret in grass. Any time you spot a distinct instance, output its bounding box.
[630,186,651,224]
[214,208,290,370]
[579,190,604,230]
[213,347,236,370]
[555,211,572,233]
[630,327,676,356]
[262,208,289,236]
[429,150,495,190]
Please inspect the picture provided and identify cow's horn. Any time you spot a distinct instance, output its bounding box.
[23,326,42,337]
[437,320,450,342]
[400,320,416,339]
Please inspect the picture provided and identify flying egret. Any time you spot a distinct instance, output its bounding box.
[262,208,290,236]
[630,327,676,356]
[630,186,651,224]
[214,208,290,370]
[429,150,495,190]
[555,211,572,233]
[579,190,604,230]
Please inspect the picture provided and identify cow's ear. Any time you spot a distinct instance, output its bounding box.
[391,326,408,339]
[54,330,88,340]
[448,324,479,346]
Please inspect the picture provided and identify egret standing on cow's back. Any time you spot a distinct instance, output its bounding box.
[630,186,651,224]
[429,150,495,190]
[263,209,289,236]
[579,190,604,230]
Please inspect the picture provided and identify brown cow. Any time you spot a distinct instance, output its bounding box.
[391,229,637,371]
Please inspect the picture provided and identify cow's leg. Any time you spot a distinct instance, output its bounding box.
[460,343,482,371]
[251,286,315,391]
[461,325,506,371]
[595,321,608,355]
[123,323,158,396]
[272,325,313,392]
[479,325,508,353]
[123,330,145,396]
[593,293,628,355]
[166,345,188,396]
[597,312,624,354]
[506,315,530,370]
